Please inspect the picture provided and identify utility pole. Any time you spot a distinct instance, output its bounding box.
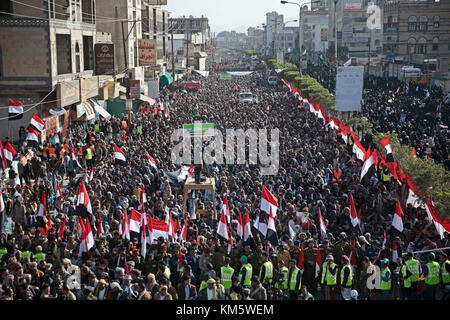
[171,23,175,80]
[334,0,338,69]
[368,29,372,76]
[120,14,131,125]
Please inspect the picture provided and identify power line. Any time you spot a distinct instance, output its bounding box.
[0,88,55,121]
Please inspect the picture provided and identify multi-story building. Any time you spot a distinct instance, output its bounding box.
[303,9,329,54]
[0,0,117,142]
[169,15,211,50]
[247,27,265,53]
[265,12,284,56]
[382,0,450,86]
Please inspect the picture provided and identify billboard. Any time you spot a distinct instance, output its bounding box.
[130,80,141,99]
[94,43,114,75]
[138,39,157,65]
[335,66,364,112]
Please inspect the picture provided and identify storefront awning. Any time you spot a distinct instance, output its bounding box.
[139,94,156,105]
[160,73,173,87]
[82,102,95,121]
[89,99,112,121]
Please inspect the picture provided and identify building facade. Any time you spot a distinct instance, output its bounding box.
[169,15,211,50]
[382,0,450,84]
[0,0,116,142]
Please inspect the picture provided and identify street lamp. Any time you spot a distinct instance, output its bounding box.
[281,0,320,76]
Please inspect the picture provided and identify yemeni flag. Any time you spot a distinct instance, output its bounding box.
[71,147,82,168]
[114,145,126,165]
[30,113,45,132]
[147,213,154,245]
[141,212,147,258]
[410,147,416,158]
[76,181,92,218]
[392,201,404,232]
[58,215,66,240]
[56,183,64,201]
[243,209,253,241]
[84,167,94,184]
[221,195,231,224]
[217,206,229,240]
[379,136,395,163]
[237,211,243,239]
[392,239,398,263]
[298,241,305,273]
[349,193,361,227]
[140,184,147,213]
[318,207,327,238]
[145,154,157,170]
[360,147,376,184]
[4,142,16,165]
[180,215,188,242]
[227,226,233,254]
[97,212,105,237]
[129,209,141,233]
[8,99,23,120]
[253,211,268,238]
[77,216,84,238]
[122,210,130,241]
[266,207,279,247]
[315,244,322,278]
[36,191,48,232]
[260,185,278,217]
[26,126,40,147]
[0,140,8,170]
[79,218,95,257]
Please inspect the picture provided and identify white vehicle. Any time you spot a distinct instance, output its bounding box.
[268,76,278,86]
[239,91,253,103]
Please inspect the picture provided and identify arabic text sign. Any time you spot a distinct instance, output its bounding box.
[183,123,215,138]
[138,39,157,65]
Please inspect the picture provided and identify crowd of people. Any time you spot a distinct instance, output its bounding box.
[306,63,450,169]
[0,53,448,301]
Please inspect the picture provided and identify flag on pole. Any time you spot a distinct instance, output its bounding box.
[122,131,126,143]
[217,207,229,240]
[243,209,253,241]
[29,113,45,132]
[36,191,47,229]
[180,215,188,242]
[379,136,395,163]
[139,184,147,213]
[58,215,66,240]
[145,154,157,170]
[122,210,130,241]
[114,145,126,165]
[392,201,404,232]
[237,211,243,239]
[56,183,64,201]
[360,147,376,184]
[315,244,322,278]
[76,181,92,218]
[349,240,356,266]
[221,196,231,224]
[392,239,398,263]
[97,212,105,237]
[349,193,360,227]
[3,142,16,164]
[227,221,233,254]
[266,207,279,247]
[71,148,82,168]
[318,207,327,238]
[85,167,94,184]
[129,209,142,233]
[26,126,40,147]
[8,99,23,120]
[260,185,278,217]
[344,58,352,67]
[141,212,147,258]
[0,140,7,170]
[318,54,324,65]
[79,218,94,257]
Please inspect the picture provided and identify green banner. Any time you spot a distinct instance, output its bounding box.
[183,123,214,137]
[220,73,232,80]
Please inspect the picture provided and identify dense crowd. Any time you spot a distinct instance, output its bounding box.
[0,54,448,301]
[306,64,450,169]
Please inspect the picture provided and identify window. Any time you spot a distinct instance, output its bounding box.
[83,36,93,71]
[417,37,427,54]
[419,16,428,32]
[408,16,417,31]
[407,37,416,54]
[432,37,439,51]
[0,1,12,17]
[75,42,81,73]
[433,16,440,28]
[56,34,72,74]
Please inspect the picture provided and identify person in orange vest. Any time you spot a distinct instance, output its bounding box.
[332,168,342,183]
[121,120,128,131]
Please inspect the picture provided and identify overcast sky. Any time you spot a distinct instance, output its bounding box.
[165,0,312,34]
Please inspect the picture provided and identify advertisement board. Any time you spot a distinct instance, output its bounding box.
[335,66,364,112]
[95,43,114,75]
[138,39,157,66]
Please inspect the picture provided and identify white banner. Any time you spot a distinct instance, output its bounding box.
[226,71,254,76]
[335,66,364,112]
[275,68,285,74]
[193,70,210,78]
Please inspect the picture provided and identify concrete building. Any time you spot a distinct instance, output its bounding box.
[382,0,450,87]
[169,15,211,50]
[265,11,284,56]
[247,27,265,53]
[0,0,117,142]
[303,9,329,54]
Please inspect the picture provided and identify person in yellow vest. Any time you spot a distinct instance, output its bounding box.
[399,257,413,300]
[340,255,353,300]
[238,255,252,288]
[439,252,450,300]
[259,253,273,291]
[381,167,391,187]
[136,124,143,136]
[220,257,234,293]
[321,255,337,300]
[380,258,391,300]
[34,245,46,263]
[85,145,93,169]
[288,259,301,300]
[21,250,32,261]
[405,252,421,300]
[274,260,289,295]
[94,121,100,134]
[423,252,440,300]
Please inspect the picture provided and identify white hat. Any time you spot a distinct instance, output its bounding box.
[62,258,71,265]
[110,282,122,290]
[350,289,358,298]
